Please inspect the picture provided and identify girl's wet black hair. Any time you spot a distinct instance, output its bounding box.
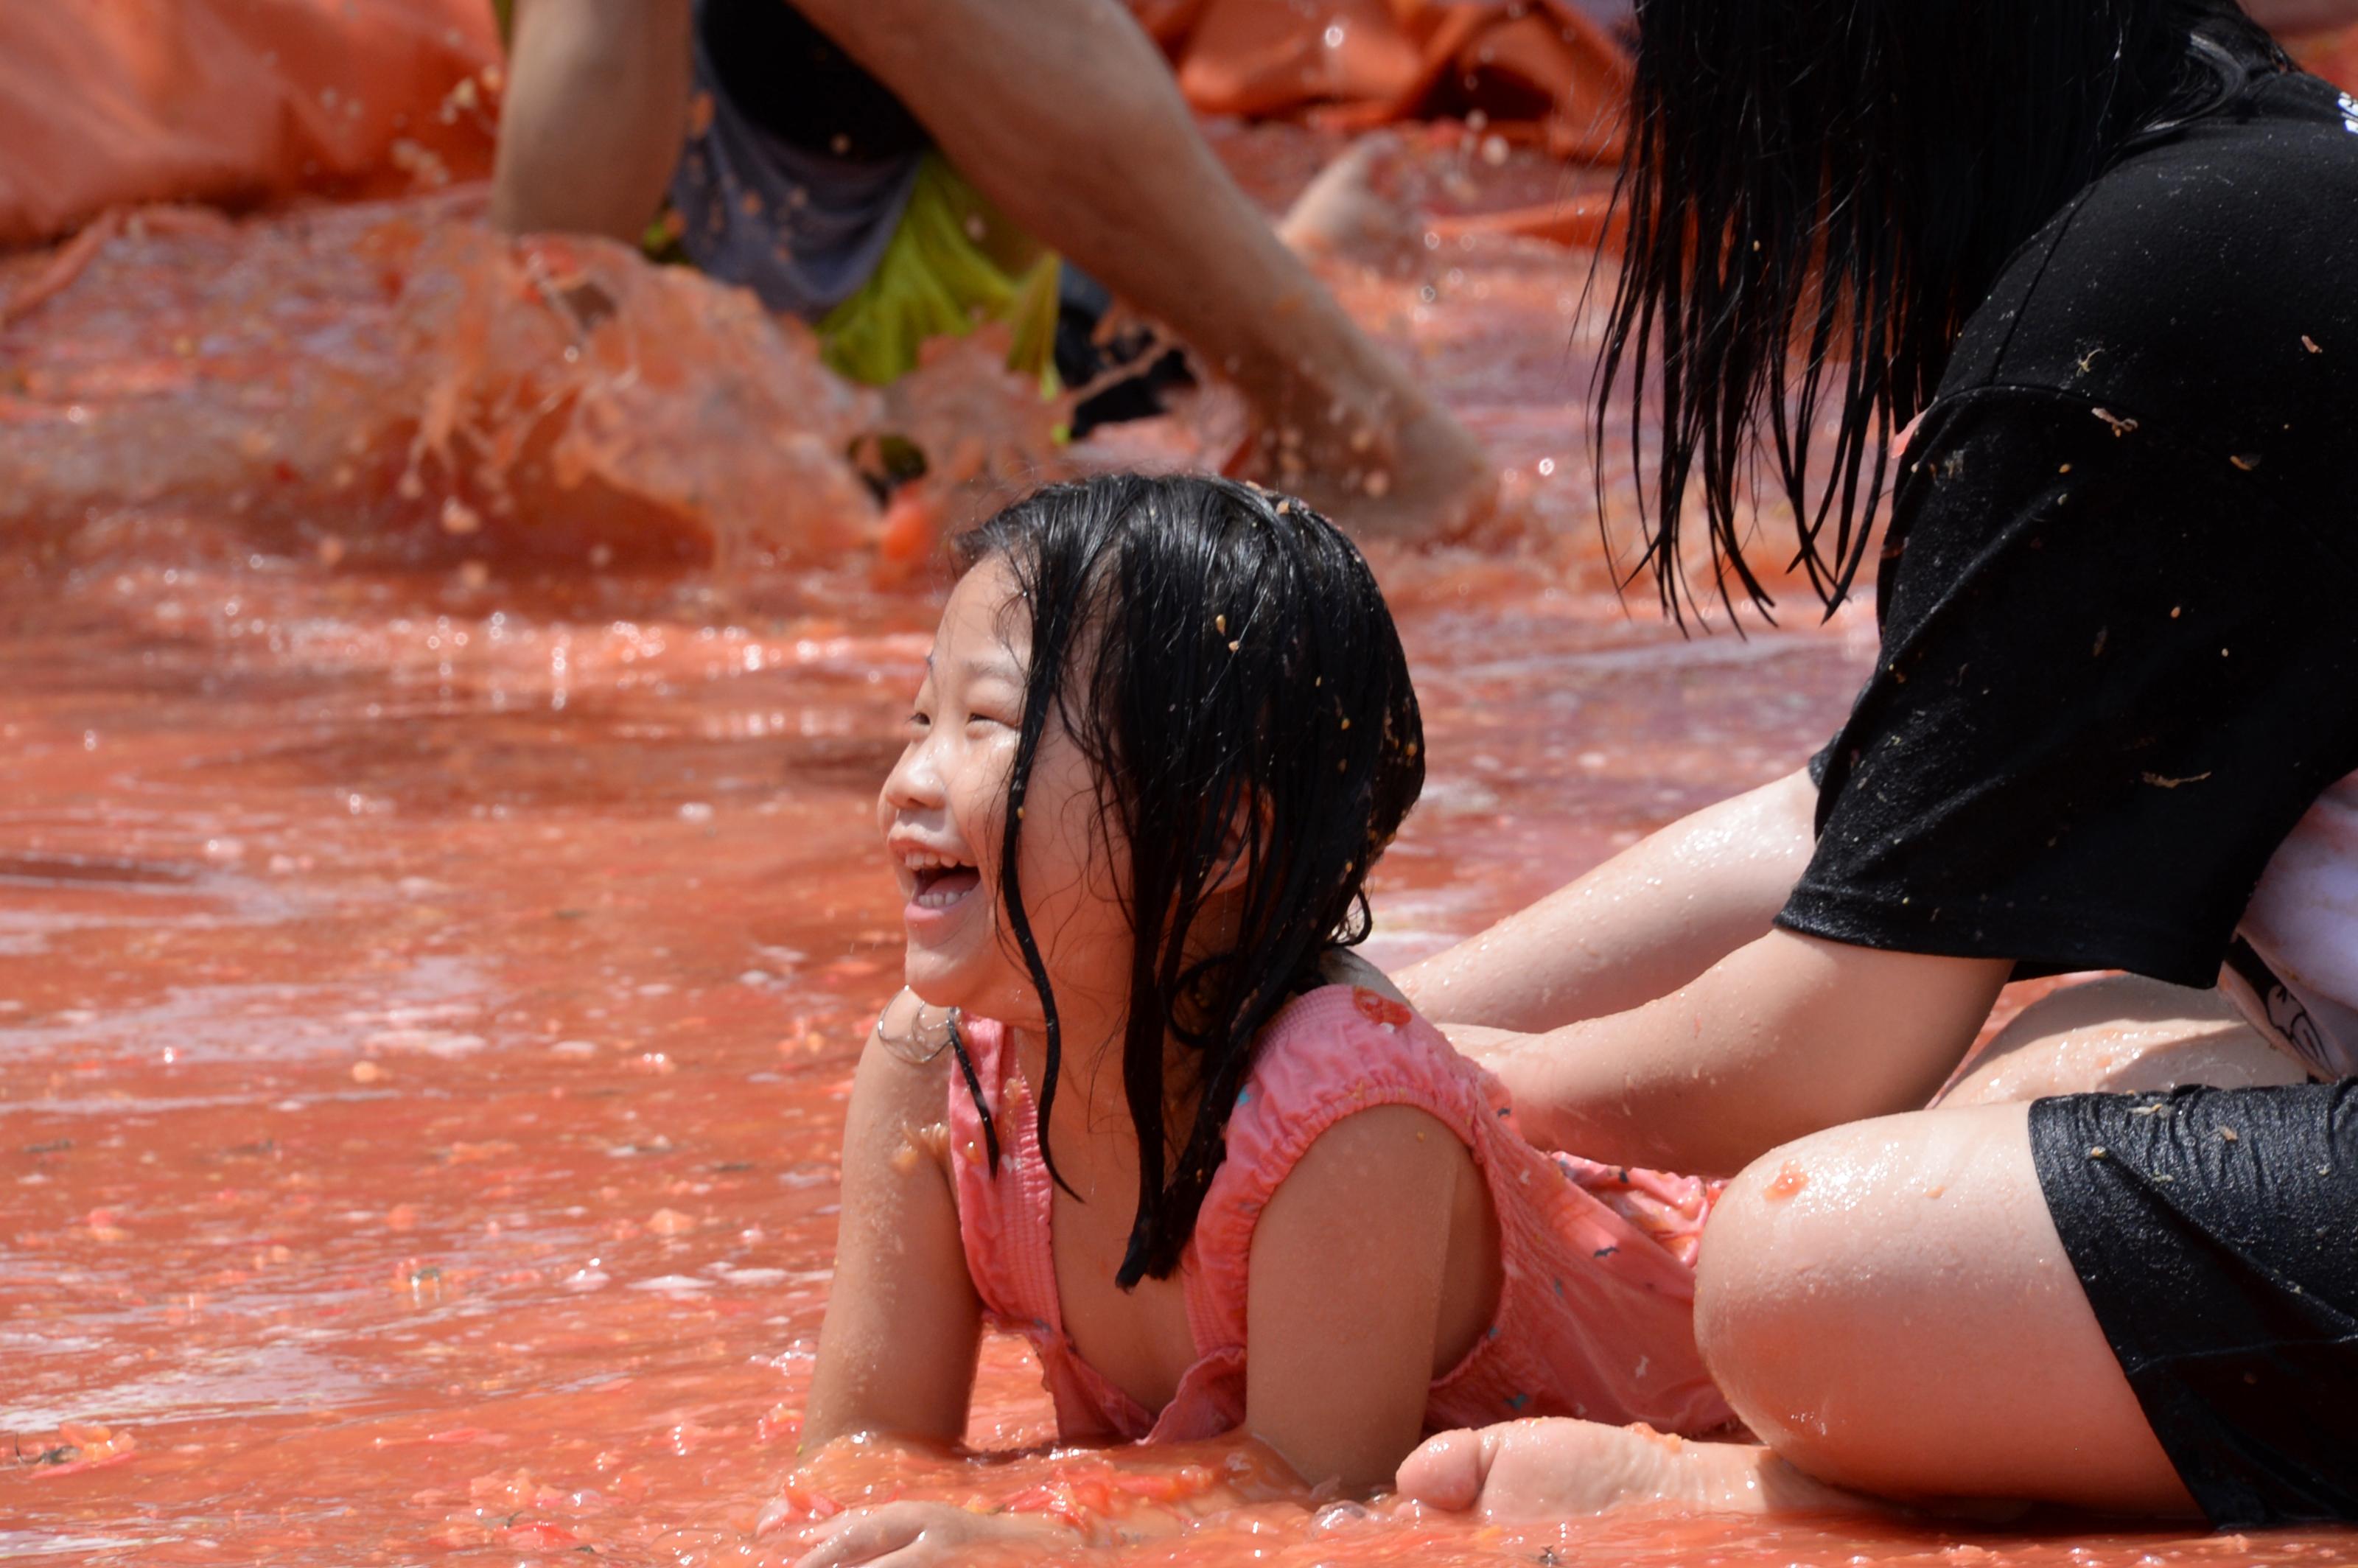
[949,473,1424,1288]
[1598,0,2289,622]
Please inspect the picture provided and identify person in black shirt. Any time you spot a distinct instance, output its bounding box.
[1390,0,2358,1529]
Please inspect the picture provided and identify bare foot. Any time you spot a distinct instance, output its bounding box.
[1395,1420,1877,1522]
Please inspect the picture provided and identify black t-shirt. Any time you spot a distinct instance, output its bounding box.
[1778,69,2358,987]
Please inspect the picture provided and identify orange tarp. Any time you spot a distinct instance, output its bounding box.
[2295,24,2358,94]
[0,0,498,248]
[0,1,1625,255]
[15,4,2348,262]
[1138,0,1631,163]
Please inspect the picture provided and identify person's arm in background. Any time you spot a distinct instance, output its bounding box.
[491,0,693,241]
[1402,768,1818,1032]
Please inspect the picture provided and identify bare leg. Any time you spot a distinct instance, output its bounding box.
[1696,1103,2194,1511]
[1940,975,2303,1107]
[490,0,694,242]
[1402,1103,2201,1519]
[795,0,1494,537]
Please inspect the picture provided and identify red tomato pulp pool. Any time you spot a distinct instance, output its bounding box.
[2,127,2348,1568]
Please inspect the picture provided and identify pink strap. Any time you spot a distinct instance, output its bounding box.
[946,1017,1062,1336]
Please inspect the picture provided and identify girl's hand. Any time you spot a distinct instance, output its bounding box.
[789,1502,1072,1567]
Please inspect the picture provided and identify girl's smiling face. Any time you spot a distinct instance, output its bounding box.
[876,555,1131,1033]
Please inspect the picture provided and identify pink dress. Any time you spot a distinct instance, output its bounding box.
[945,984,1735,1445]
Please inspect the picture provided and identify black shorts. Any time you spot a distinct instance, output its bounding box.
[2032,1082,2358,1527]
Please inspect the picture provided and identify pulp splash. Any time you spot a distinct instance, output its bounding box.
[2,125,2347,1567]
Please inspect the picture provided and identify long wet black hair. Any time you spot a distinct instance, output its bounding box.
[1598,0,2290,620]
[949,473,1424,1288]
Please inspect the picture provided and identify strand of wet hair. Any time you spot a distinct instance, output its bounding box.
[945,1012,998,1172]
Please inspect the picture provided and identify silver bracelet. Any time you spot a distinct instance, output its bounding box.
[872,989,960,1065]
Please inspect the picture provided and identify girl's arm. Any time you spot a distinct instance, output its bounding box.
[1243,1103,1477,1492]
[789,1101,1472,1563]
[801,994,985,1451]
[1400,769,1818,1034]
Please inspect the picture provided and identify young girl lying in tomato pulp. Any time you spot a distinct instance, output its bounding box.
[791,474,1731,1564]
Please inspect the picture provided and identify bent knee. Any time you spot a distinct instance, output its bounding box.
[1694,1106,2051,1476]
[1691,1104,2189,1509]
[1693,1125,1869,1414]
[1696,1119,1936,1328]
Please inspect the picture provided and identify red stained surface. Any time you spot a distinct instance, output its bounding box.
[3,130,2350,1567]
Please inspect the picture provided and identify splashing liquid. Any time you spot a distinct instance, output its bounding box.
[3,127,2348,1566]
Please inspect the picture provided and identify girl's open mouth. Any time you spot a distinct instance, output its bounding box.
[910,862,981,911]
